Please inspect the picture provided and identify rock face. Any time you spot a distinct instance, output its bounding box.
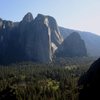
[59,26,100,57]
[25,14,52,62]
[0,18,18,64]
[78,58,100,100]
[55,32,87,57]
[0,13,63,64]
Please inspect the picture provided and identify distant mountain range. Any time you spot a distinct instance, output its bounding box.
[0,12,99,64]
[59,27,100,57]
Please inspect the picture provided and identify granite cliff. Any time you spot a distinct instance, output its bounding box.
[0,13,63,64]
[55,32,87,57]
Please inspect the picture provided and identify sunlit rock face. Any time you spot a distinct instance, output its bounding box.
[24,14,63,63]
[48,16,63,47]
[55,32,87,57]
[78,58,100,100]
[0,13,63,64]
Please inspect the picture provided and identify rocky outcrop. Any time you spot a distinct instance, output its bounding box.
[0,13,63,64]
[78,58,100,100]
[25,14,52,62]
[48,16,63,47]
[55,32,87,57]
[59,26,100,57]
[22,12,34,22]
[0,19,18,64]
[22,14,63,63]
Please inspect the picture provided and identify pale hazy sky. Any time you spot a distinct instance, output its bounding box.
[0,0,100,35]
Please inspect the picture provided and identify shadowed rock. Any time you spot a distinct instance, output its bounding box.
[78,58,100,100]
[0,13,63,64]
[55,32,87,57]
[59,26,100,57]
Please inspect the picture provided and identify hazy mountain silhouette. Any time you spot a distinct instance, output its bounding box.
[0,12,99,64]
[59,27,100,57]
[55,32,87,57]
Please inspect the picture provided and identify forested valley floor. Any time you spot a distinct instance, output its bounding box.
[0,57,96,100]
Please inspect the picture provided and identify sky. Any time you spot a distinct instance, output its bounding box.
[0,0,100,35]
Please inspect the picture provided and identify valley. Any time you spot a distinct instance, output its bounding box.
[0,12,100,100]
[0,57,96,100]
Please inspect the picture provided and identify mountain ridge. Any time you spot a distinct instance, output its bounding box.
[59,26,100,57]
[0,12,99,64]
[0,13,63,64]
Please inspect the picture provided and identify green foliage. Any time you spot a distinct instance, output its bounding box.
[0,57,96,100]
